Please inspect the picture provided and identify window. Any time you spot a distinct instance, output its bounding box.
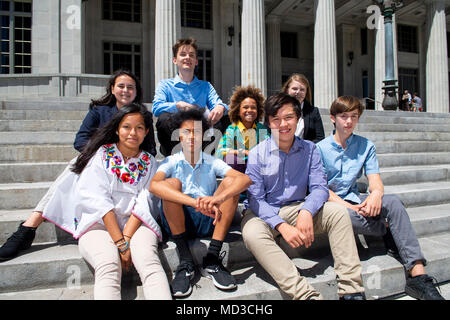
[0,0,32,74]
[399,68,419,97]
[195,49,212,82]
[103,0,141,23]
[181,0,212,29]
[447,32,450,58]
[397,24,418,53]
[104,42,141,79]
[280,32,298,58]
[361,28,368,56]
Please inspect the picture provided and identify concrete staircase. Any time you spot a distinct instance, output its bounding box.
[1,100,450,300]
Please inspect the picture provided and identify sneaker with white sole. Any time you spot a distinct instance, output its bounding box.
[171,260,195,298]
[201,252,236,291]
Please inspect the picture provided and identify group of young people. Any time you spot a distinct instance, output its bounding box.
[0,38,444,301]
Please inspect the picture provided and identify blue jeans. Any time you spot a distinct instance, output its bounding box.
[347,194,426,271]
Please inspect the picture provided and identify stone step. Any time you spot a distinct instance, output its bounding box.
[356,131,450,142]
[0,145,78,163]
[0,181,51,210]
[322,122,450,133]
[384,181,450,208]
[2,201,450,250]
[0,162,68,183]
[319,108,450,119]
[1,278,449,301]
[0,132,76,145]
[378,165,450,186]
[0,231,449,300]
[1,100,91,111]
[374,141,450,154]
[0,100,152,111]
[0,120,82,132]
[0,110,88,121]
[378,152,450,167]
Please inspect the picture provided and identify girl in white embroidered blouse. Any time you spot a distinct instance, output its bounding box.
[43,103,171,300]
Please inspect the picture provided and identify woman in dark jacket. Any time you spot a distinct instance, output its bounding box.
[74,69,156,155]
[282,74,325,143]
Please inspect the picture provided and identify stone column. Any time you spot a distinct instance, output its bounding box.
[425,0,449,113]
[154,0,181,87]
[314,0,338,109]
[266,15,282,96]
[241,0,267,96]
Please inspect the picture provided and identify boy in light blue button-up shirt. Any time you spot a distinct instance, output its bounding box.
[317,96,443,300]
[152,38,229,156]
[150,108,251,298]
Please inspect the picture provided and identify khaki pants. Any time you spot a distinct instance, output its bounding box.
[241,201,364,300]
[79,223,171,300]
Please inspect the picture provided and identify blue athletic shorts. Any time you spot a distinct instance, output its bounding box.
[160,205,215,239]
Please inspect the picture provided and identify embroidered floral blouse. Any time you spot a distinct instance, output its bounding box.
[43,144,161,240]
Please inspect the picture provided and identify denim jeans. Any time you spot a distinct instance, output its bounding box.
[348,194,426,271]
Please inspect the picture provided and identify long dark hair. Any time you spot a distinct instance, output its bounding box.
[89,69,143,110]
[72,103,153,174]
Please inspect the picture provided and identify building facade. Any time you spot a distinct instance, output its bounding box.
[0,0,449,113]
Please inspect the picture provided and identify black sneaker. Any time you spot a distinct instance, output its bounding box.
[339,292,366,300]
[201,252,236,291]
[405,275,445,300]
[383,227,399,258]
[0,222,36,262]
[171,260,195,298]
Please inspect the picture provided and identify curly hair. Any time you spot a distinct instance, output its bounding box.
[228,85,265,124]
[281,73,312,103]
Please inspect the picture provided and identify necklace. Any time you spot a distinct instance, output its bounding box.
[123,152,140,162]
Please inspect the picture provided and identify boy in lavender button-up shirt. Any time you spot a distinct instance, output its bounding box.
[241,92,365,300]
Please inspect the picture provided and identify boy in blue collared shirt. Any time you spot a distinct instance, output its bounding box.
[150,108,251,298]
[152,38,229,156]
[317,95,444,300]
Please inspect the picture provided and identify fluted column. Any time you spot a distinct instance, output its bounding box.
[266,15,282,96]
[154,0,181,86]
[425,0,449,113]
[241,0,267,96]
[314,0,338,109]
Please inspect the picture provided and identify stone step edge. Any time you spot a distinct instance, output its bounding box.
[0,232,449,300]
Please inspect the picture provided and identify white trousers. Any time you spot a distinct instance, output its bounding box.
[78,223,171,300]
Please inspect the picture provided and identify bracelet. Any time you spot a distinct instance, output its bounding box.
[114,237,125,244]
[123,234,132,239]
[116,240,129,254]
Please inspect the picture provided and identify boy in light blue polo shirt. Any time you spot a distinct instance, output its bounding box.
[317,96,444,300]
[150,108,251,298]
[152,38,229,156]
